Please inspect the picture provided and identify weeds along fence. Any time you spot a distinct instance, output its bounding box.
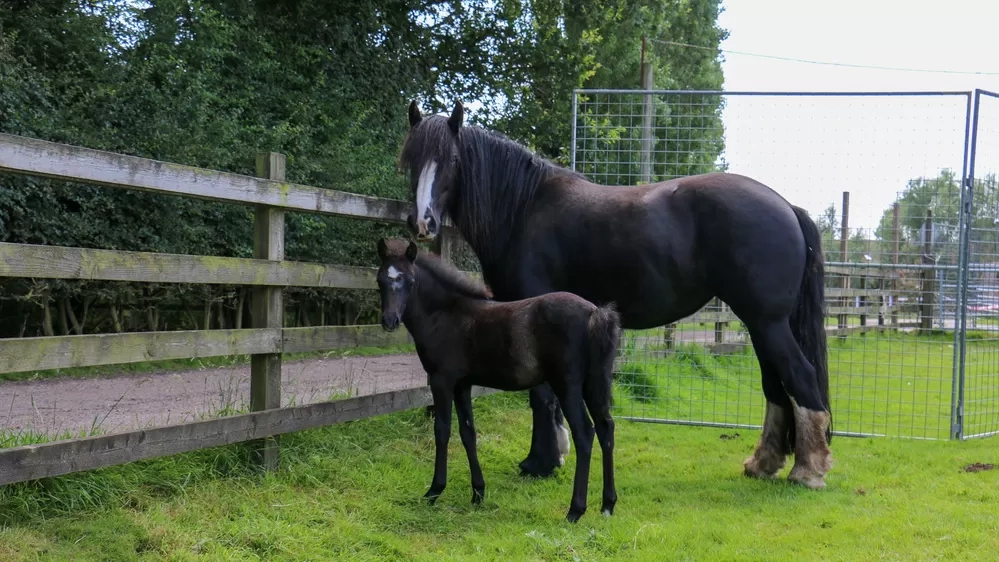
[573,89,999,441]
[0,133,490,487]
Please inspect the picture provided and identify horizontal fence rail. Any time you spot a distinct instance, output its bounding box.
[0,242,377,289]
[0,326,413,374]
[0,133,410,223]
[0,386,498,486]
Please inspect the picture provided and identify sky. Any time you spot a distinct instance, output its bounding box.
[706,0,999,231]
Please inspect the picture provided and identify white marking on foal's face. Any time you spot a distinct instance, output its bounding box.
[415,160,438,232]
[387,265,405,289]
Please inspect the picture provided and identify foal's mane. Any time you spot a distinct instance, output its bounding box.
[414,250,492,301]
[400,115,584,259]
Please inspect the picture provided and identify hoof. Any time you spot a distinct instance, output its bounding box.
[519,457,558,479]
[788,467,827,489]
[743,455,782,480]
[472,489,485,505]
[566,509,584,523]
[600,500,616,516]
[424,489,443,504]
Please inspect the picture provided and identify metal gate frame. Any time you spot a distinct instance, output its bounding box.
[570,88,999,441]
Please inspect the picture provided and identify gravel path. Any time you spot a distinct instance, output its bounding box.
[1,353,428,438]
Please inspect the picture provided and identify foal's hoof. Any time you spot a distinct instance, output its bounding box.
[566,509,585,523]
[471,489,485,505]
[424,489,443,505]
[600,500,616,517]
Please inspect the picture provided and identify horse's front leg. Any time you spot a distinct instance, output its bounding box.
[453,381,485,504]
[425,378,454,504]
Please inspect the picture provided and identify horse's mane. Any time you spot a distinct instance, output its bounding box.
[414,250,492,301]
[400,115,584,261]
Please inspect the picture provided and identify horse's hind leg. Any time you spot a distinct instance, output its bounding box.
[553,386,595,523]
[744,354,792,479]
[583,385,616,516]
[750,321,832,489]
[454,382,486,504]
[520,383,569,478]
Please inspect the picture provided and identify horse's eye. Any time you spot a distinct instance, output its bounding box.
[408,277,416,286]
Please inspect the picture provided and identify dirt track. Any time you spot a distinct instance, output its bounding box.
[1,353,428,438]
[1,328,748,439]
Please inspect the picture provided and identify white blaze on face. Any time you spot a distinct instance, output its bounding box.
[415,160,438,230]
[387,265,403,289]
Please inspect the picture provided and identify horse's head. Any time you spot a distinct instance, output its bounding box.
[375,238,419,331]
[399,100,464,241]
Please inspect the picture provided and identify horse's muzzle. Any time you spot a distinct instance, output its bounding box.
[413,212,438,241]
[381,313,401,332]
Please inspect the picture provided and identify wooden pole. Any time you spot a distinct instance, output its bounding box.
[838,192,850,331]
[891,202,900,327]
[920,209,935,332]
[639,59,654,184]
[251,152,286,471]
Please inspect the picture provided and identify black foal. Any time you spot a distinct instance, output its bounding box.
[375,238,621,522]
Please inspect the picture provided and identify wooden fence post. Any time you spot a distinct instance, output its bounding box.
[838,192,850,331]
[920,209,935,332]
[891,202,900,327]
[639,57,654,184]
[251,152,286,470]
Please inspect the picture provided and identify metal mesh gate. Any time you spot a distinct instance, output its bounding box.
[571,89,999,440]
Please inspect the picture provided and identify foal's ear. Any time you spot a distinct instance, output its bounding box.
[408,100,422,128]
[447,101,463,134]
[376,238,389,260]
[405,241,419,263]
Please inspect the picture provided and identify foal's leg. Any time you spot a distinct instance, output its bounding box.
[426,380,455,504]
[743,354,792,479]
[554,386,595,523]
[454,382,486,504]
[583,392,616,516]
[752,321,833,489]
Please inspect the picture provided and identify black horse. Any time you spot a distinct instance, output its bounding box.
[398,100,834,489]
[375,238,621,521]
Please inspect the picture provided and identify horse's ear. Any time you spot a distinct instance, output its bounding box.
[377,238,389,260]
[408,100,422,128]
[405,241,419,262]
[447,101,463,134]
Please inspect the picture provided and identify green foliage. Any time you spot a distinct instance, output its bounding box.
[0,0,729,338]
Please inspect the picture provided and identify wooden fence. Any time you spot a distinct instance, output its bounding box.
[0,132,493,486]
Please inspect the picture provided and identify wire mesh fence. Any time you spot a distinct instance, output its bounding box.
[963,90,999,439]
[572,89,999,440]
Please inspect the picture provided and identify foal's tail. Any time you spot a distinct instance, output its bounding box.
[790,205,832,447]
[587,303,622,405]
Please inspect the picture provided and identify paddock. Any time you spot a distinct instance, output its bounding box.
[1,88,998,489]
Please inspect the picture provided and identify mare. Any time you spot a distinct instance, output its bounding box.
[398,101,834,489]
[375,238,621,522]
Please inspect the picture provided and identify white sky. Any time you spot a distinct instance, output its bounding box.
[714,0,999,231]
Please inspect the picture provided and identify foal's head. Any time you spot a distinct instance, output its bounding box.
[399,100,464,242]
[375,238,420,331]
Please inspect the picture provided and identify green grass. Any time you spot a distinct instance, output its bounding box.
[0,344,416,383]
[1,391,997,561]
[613,328,999,440]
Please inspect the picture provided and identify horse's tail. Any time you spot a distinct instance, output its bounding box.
[790,205,832,448]
[586,302,622,407]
